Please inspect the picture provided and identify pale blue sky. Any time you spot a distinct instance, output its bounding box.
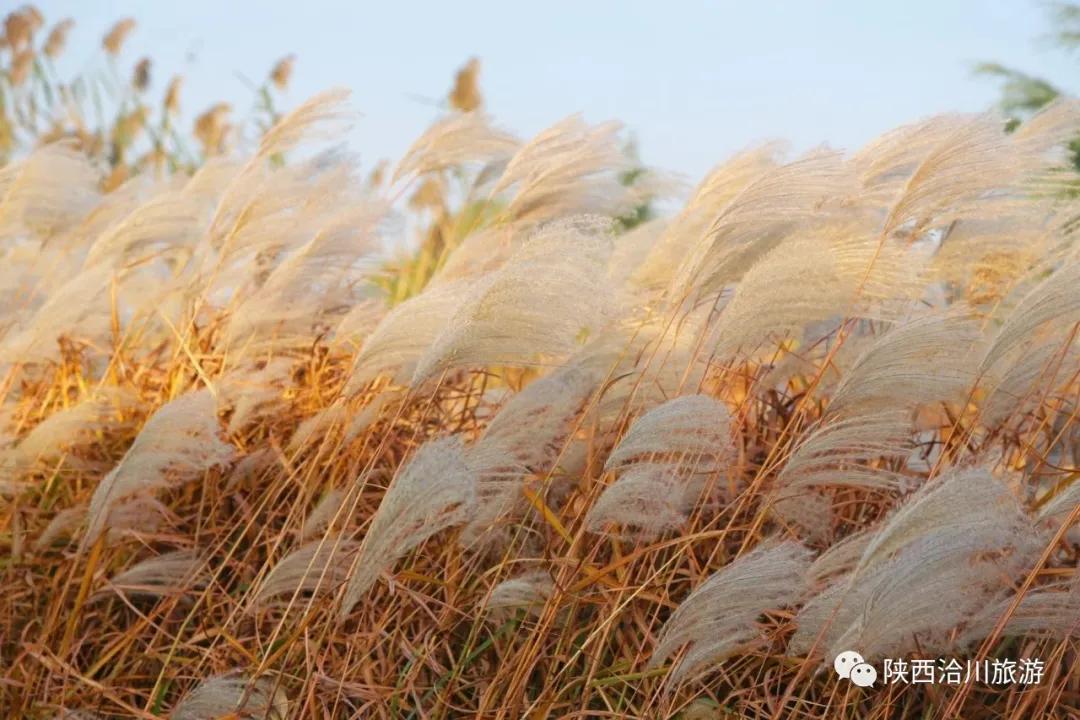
[32,1,1080,181]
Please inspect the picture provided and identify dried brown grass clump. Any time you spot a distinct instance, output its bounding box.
[1,45,1079,720]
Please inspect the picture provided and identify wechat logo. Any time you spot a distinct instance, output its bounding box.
[834,650,877,688]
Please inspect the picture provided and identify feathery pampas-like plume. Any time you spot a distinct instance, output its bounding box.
[486,570,555,619]
[960,572,1080,645]
[673,149,856,299]
[791,465,1040,659]
[649,540,813,683]
[411,217,615,385]
[344,278,473,390]
[827,309,982,417]
[394,111,519,182]
[222,206,385,352]
[171,674,289,720]
[338,436,476,619]
[769,407,914,539]
[707,218,920,359]
[463,358,602,544]
[9,387,136,466]
[254,536,360,609]
[980,259,1080,374]
[257,88,354,159]
[589,394,734,539]
[634,143,782,289]
[0,264,119,364]
[0,142,99,237]
[91,549,207,601]
[82,390,234,550]
[492,116,637,224]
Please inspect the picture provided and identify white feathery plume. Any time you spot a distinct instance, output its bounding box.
[650,540,813,682]
[0,143,99,238]
[830,525,1043,660]
[470,361,603,482]
[607,217,668,289]
[707,233,851,358]
[794,525,1040,660]
[876,103,1079,238]
[1037,478,1080,528]
[227,448,278,489]
[0,263,119,364]
[338,436,476,619]
[34,506,85,551]
[487,570,554,619]
[198,151,361,307]
[222,205,384,351]
[101,493,175,541]
[493,116,636,224]
[0,245,54,336]
[604,394,734,473]
[980,260,1080,375]
[91,549,206,601]
[586,463,689,539]
[588,394,735,538]
[412,217,615,385]
[981,337,1078,427]
[34,494,175,551]
[768,406,913,540]
[877,113,1014,237]
[343,390,398,442]
[634,143,782,288]
[792,465,1039,659]
[807,528,873,587]
[393,112,519,182]
[789,568,865,656]
[769,491,835,541]
[853,113,970,199]
[854,465,1028,576]
[171,674,289,720]
[343,278,473,391]
[258,88,353,159]
[82,187,213,269]
[429,224,518,284]
[45,172,163,257]
[182,157,246,202]
[254,536,360,608]
[82,390,234,550]
[930,212,1053,298]
[461,358,602,545]
[1010,97,1080,176]
[672,149,856,298]
[961,573,1080,646]
[301,488,347,541]
[220,359,294,435]
[708,220,920,359]
[776,408,913,493]
[286,403,347,453]
[827,310,982,417]
[12,387,137,465]
[334,297,386,347]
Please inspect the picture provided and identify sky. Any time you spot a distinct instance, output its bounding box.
[30,0,1080,182]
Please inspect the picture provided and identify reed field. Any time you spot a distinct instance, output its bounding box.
[1,6,1079,719]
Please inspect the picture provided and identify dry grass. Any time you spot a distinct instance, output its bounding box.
[1,7,1080,720]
